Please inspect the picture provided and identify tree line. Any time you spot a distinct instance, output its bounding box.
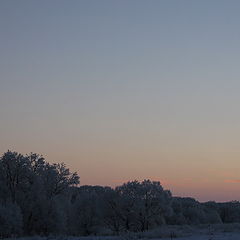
[0,151,239,237]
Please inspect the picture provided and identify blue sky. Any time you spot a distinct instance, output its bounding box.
[1,0,240,201]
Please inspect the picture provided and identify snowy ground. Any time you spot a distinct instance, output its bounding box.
[6,224,240,240]
[74,233,240,240]
[7,233,240,240]
[6,234,240,240]
[159,232,240,239]
[73,233,240,240]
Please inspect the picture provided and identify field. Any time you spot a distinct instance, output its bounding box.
[5,234,240,240]
[6,224,240,240]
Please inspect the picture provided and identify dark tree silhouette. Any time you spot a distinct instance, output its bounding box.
[0,150,239,237]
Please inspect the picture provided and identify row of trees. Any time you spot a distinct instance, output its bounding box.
[0,151,240,237]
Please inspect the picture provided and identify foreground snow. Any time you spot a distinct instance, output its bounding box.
[71,233,240,240]
[6,224,240,240]
[159,232,240,239]
[7,233,240,240]
[75,233,240,240]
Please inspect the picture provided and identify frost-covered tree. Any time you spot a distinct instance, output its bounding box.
[1,150,240,236]
[68,186,107,235]
[116,180,172,231]
[0,151,31,203]
[218,201,240,223]
[102,188,124,234]
[0,151,80,236]
[169,197,222,225]
[0,203,23,237]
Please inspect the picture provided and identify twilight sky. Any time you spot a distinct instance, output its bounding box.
[1,0,240,202]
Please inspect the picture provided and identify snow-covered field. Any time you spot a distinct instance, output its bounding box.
[7,233,240,240]
[12,234,240,240]
[6,224,240,240]
[76,233,240,240]
[159,233,240,239]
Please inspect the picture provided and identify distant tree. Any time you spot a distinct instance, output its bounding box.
[68,186,107,235]
[0,151,31,203]
[218,201,240,223]
[203,201,222,224]
[42,162,79,199]
[116,180,172,231]
[102,188,124,234]
[0,202,23,237]
[0,151,80,236]
[2,150,240,236]
[167,197,187,225]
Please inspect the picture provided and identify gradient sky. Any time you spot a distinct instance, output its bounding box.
[1,0,240,202]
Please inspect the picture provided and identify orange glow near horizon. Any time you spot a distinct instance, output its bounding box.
[2,0,240,203]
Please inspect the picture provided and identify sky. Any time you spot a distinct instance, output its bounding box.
[1,0,240,202]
